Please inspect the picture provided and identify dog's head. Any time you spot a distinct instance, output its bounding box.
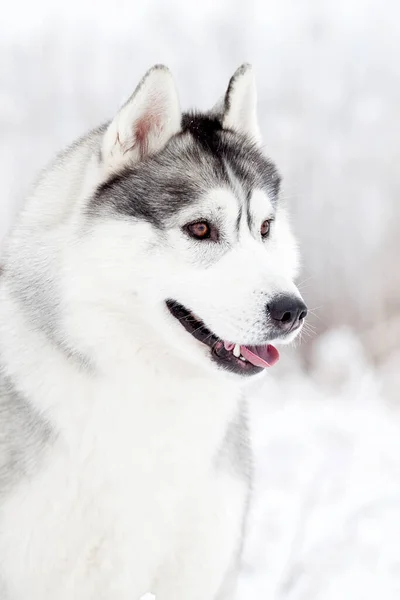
[68,65,306,377]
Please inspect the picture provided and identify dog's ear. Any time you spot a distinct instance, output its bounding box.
[222,64,261,142]
[102,65,181,173]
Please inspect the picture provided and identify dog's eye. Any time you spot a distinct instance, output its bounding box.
[186,221,212,240]
[260,219,271,238]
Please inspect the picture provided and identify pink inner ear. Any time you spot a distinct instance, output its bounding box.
[135,111,163,159]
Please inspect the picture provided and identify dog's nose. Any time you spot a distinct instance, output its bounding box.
[267,295,308,331]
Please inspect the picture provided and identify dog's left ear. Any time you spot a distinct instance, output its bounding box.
[222,64,261,143]
[102,65,181,173]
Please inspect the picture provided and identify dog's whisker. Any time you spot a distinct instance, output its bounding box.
[297,276,315,287]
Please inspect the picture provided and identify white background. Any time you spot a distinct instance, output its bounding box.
[1,1,400,597]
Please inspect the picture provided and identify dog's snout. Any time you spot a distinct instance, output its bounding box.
[267,295,308,331]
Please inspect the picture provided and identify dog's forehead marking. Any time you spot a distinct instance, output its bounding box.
[224,160,247,203]
[223,160,247,236]
[91,114,281,234]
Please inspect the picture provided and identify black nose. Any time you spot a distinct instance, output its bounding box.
[267,295,308,331]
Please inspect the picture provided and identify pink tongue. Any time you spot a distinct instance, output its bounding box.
[223,342,280,368]
[240,344,279,368]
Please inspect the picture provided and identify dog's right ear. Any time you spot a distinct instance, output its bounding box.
[101,65,181,174]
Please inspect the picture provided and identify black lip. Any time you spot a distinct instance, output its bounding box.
[166,300,263,376]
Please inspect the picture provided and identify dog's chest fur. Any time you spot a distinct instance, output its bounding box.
[0,361,251,600]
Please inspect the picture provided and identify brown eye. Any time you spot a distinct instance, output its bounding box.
[186,221,211,240]
[260,219,271,238]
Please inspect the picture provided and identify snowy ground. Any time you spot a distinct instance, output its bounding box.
[1,1,399,598]
[241,329,400,599]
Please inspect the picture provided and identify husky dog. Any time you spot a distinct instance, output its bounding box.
[0,64,306,599]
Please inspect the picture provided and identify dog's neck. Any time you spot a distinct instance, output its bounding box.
[0,281,243,438]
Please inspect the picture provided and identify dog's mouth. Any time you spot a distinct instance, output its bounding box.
[166,300,279,376]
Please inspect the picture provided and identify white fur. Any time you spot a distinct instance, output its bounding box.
[0,65,303,599]
[0,292,244,599]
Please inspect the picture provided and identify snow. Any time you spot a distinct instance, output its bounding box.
[242,329,400,598]
[1,1,399,597]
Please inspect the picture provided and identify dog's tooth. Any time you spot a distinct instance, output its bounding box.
[239,356,246,362]
[233,343,241,358]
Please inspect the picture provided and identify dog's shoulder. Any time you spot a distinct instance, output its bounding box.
[0,372,53,497]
